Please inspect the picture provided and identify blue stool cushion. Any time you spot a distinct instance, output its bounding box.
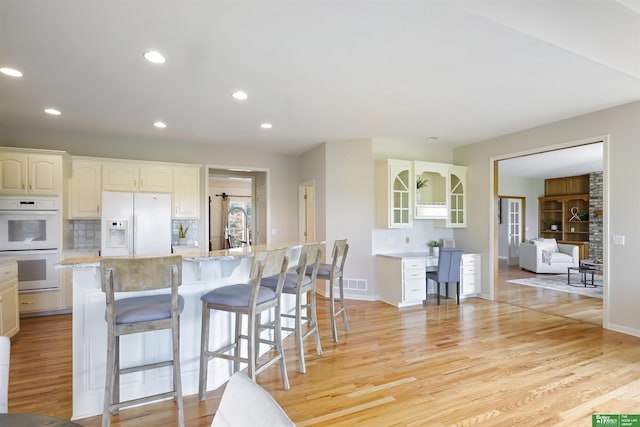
[113,294,185,324]
[201,284,276,307]
[261,273,312,291]
[306,263,339,279]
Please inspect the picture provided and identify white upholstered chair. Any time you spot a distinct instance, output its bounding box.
[519,238,579,274]
[0,336,9,414]
[211,372,294,427]
[101,255,184,427]
[199,248,290,400]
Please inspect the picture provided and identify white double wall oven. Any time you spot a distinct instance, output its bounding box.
[0,197,61,291]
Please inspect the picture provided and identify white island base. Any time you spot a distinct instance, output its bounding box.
[65,252,297,420]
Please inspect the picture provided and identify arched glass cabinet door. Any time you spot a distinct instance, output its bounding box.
[447,166,467,227]
[392,169,411,227]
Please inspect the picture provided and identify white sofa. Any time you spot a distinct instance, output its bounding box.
[519,238,579,274]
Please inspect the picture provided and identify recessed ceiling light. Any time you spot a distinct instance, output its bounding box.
[143,51,166,64]
[154,121,167,128]
[260,123,273,129]
[426,136,439,141]
[232,90,248,100]
[44,108,61,116]
[0,67,23,77]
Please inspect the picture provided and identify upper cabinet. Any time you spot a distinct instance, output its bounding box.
[414,161,467,228]
[102,163,172,193]
[440,165,467,228]
[376,159,413,228]
[172,166,200,219]
[69,159,102,219]
[0,151,62,196]
[414,161,449,219]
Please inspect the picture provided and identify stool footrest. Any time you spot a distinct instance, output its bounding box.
[119,360,173,375]
[111,390,178,413]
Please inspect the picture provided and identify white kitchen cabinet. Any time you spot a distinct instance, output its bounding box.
[0,151,62,196]
[415,161,467,228]
[376,159,413,228]
[172,166,200,219]
[444,166,468,228]
[69,159,102,218]
[102,162,172,193]
[0,261,19,337]
[460,253,481,296]
[377,254,437,307]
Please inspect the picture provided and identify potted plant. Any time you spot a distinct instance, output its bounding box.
[428,240,441,257]
[416,177,428,203]
[178,223,189,245]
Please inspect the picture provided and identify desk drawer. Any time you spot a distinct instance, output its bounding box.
[403,278,426,302]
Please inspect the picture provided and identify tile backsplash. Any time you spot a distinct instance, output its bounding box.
[70,219,199,249]
[70,220,101,248]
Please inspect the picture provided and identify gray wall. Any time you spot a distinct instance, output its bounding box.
[454,100,640,337]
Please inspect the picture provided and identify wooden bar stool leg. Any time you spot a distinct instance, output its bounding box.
[295,294,306,373]
[329,279,338,342]
[172,316,184,425]
[233,313,242,373]
[274,303,290,390]
[310,292,322,356]
[338,276,349,331]
[198,302,210,401]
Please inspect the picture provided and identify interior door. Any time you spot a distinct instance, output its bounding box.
[507,198,522,266]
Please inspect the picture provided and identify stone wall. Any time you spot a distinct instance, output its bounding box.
[589,172,603,260]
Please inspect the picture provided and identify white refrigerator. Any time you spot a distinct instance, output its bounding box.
[101,191,172,256]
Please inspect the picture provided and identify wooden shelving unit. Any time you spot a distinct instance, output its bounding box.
[539,174,590,259]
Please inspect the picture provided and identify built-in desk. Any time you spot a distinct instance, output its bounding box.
[377,252,481,307]
[57,243,305,420]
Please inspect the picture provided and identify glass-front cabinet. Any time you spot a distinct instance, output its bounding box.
[376,159,413,228]
[445,166,467,228]
[377,159,467,229]
[414,162,467,228]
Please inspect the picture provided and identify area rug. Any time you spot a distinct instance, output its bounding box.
[507,273,603,299]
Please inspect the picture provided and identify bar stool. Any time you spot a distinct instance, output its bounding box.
[100,255,184,427]
[199,248,290,400]
[262,242,323,373]
[308,239,349,342]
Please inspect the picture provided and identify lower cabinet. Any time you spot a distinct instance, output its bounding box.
[378,252,481,307]
[378,255,437,307]
[0,261,20,337]
[461,253,481,296]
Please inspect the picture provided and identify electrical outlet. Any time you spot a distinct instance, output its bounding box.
[405,236,410,244]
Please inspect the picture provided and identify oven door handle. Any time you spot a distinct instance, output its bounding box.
[0,210,59,215]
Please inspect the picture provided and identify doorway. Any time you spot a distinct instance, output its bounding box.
[298,181,316,242]
[207,168,268,251]
[493,140,605,324]
[498,196,525,266]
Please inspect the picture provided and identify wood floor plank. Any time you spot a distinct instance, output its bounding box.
[6,261,637,426]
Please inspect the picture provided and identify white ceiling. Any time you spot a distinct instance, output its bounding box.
[498,142,603,179]
[1,0,639,156]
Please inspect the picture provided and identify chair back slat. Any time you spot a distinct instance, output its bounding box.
[101,255,182,293]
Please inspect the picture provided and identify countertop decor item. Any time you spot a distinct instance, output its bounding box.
[178,224,189,245]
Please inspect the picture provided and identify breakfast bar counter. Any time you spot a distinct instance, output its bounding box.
[58,243,305,420]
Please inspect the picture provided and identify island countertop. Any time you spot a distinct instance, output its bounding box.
[57,241,313,268]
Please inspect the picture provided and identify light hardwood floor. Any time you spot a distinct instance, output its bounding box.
[8,262,638,426]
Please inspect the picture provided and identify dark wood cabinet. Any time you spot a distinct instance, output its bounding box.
[539,175,590,259]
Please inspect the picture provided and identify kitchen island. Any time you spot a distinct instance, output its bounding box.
[58,243,306,420]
